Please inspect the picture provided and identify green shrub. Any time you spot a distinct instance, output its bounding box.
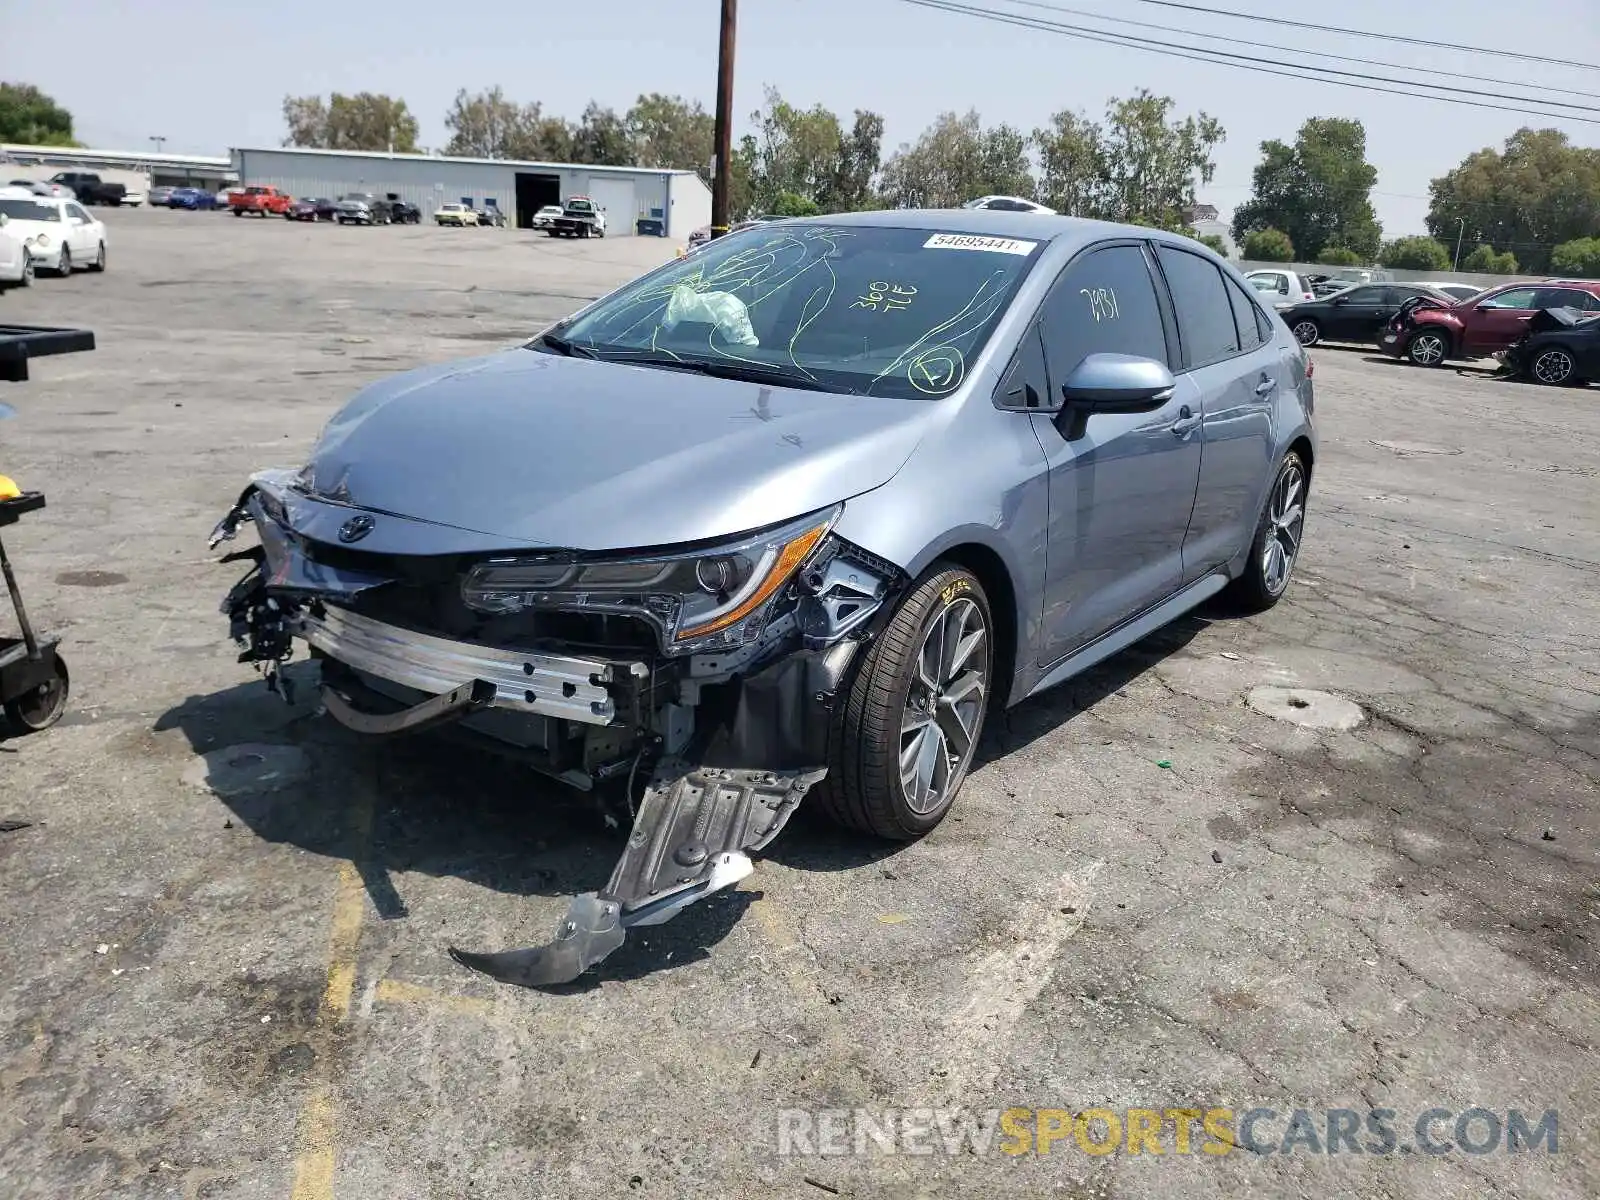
[1550,237,1600,278]
[1315,245,1362,266]
[1242,227,1294,262]
[1379,236,1450,271]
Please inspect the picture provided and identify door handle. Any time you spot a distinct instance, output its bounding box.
[1169,406,1201,438]
[1255,376,1278,396]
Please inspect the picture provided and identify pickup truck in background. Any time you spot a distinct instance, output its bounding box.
[547,196,607,238]
[50,173,127,207]
[230,186,293,217]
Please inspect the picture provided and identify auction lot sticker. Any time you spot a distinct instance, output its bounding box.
[923,233,1038,256]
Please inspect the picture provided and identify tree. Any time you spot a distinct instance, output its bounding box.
[1316,246,1362,266]
[1231,118,1381,261]
[1243,228,1295,261]
[0,83,79,147]
[1098,91,1224,230]
[443,87,568,160]
[1380,236,1451,271]
[1427,129,1600,273]
[625,93,713,176]
[878,110,1033,209]
[1550,237,1600,278]
[827,110,885,211]
[1461,244,1519,274]
[771,191,821,217]
[282,92,419,153]
[569,102,633,166]
[1033,109,1106,218]
[744,88,846,212]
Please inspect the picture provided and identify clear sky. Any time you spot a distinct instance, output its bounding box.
[7,0,1598,235]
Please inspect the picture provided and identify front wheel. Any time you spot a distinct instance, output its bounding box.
[89,242,105,272]
[819,564,992,840]
[1291,318,1320,347]
[54,246,71,276]
[1224,450,1307,613]
[1407,329,1449,366]
[17,252,33,287]
[1530,346,1577,386]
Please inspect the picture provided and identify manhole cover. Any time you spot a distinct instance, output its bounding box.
[1369,440,1462,457]
[1247,687,1365,730]
[182,743,310,798]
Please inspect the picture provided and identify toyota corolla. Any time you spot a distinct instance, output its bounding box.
[209,211,1315,985]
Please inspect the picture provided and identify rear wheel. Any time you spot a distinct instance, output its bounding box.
[1224,451,1307,613]
[1407,329,1449,366]
[1530,346,1577,386]
[819,564,992,840]
[1291,318,1320,347]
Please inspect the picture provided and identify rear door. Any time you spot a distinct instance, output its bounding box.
[1028,240,1203,663]
[1155,248,1283,582]
[1462,285,1540,353]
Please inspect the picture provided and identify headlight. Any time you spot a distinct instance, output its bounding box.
[29,235,49,248]
[460,507,839,654]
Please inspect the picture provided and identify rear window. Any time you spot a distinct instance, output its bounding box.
[556,224,1045,399]
[1160,247,1242,368]
[0,198,58,221]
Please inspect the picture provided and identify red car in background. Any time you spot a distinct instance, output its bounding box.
[1380,279,1600,366]
[229,186,293,218]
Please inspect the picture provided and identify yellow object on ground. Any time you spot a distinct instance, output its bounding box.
[0,474,20,500]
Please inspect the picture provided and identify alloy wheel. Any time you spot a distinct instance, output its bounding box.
[1262,460,1305,597]
[20,252,33,286]
[1532,349,1574,385]
[58,247,70,275]
[1409,332,1446,366]
[900,597,988,815]
[1292,320,1319,346]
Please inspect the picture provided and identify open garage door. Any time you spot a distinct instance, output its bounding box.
[586,177,636,237]
[515,173,560,229]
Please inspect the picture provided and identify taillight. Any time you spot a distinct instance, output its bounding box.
[1306,357,1315,378]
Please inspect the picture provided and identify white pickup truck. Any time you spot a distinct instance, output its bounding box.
[546,196,607,239]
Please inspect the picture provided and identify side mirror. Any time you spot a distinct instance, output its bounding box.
[1331,295,1348,305]
[1054,354,1175,437]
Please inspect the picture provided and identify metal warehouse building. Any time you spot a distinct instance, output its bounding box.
[232,147,711,237]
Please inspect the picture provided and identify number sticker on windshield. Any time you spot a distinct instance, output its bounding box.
[923,233,1037,256]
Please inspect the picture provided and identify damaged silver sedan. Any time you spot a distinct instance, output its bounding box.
[210,211,1315,985]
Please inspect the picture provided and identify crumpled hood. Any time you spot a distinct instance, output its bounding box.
[300,350,936,551]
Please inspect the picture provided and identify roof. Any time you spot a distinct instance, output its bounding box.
[790,208,1214,249]
[231,145,702,177]
[1,142,232,170]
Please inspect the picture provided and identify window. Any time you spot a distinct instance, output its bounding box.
[1477,287,1539,310]
[1249,273,1290,297]
[1036,244,1169,394]
[555,222,1045,400]
[1159,246,1241,368]
[0,198,57,221]
[1343,286,1387,305]
[1225,276,1265,351]
[1536,287,1600,312]
[66,203,90,223]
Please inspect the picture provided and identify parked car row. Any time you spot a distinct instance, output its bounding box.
[1252,271,1600,387]
[0,189,109,289]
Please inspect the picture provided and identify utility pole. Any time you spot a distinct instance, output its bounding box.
[1452,216,1466,271]
[149,135,166,154]
[710,0,737,239]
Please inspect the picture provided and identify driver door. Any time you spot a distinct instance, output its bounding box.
[1027,241,1202,664]
[64,202,95,256]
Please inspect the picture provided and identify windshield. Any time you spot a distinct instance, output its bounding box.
[0,198,58,221]
[549,223,1044,399]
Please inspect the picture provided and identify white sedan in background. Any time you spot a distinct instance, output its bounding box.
[0,218,32,290]
[0,190,107,275]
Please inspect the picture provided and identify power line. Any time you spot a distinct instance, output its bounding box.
[901,0,1600,125]
[1119,0,1600,73]
[998,0,1600,103]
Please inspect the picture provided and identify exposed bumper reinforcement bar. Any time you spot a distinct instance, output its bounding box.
[449,759,827,987]
[298,604,636,726]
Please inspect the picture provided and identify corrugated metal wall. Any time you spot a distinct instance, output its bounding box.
[232,149,696,236]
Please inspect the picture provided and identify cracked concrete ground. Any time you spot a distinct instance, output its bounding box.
[1,209,1595,1199]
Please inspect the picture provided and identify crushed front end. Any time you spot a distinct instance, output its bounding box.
[209,469,902,986]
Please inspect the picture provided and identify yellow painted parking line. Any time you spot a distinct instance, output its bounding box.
[287,786,376,1200]
[375,977,498,1020]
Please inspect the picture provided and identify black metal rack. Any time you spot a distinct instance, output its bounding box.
[1,323,95,732]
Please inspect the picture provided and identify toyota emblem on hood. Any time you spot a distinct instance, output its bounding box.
[337,514,375,543]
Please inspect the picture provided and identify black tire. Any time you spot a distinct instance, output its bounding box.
[4,654,69,734]
[1223,450,1307,613]
[88,242,105,272]
[233,208,243,217]
[1529,345,1578,386]
[55,246,71,276]
[17,252,33,288]
[1406,328,1449,367]
[818,564,993,840]
[1290,318,1320,347]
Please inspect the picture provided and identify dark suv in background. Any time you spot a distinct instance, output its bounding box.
[1381,280,1600,366]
